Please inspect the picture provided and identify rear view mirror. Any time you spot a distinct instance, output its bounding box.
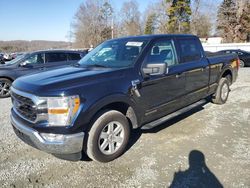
[143,63,167,76]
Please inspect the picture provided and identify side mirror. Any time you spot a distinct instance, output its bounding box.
[19,61,27,67]
[143,63,167,76]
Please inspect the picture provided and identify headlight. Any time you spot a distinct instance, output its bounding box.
[38,95,80,126]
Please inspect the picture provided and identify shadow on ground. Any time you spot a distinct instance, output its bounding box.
[169,150,223,188]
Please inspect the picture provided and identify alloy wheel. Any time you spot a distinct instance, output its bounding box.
[98,121,125,155]
[0,81,11,97]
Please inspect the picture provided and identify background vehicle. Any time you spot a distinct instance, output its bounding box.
[0,49,87,98]
[3,53,13,61]
[10,34,239,162]
[218,49,250,67]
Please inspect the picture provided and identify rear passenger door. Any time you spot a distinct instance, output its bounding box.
[44,52,68,70]
[177,37,209,103]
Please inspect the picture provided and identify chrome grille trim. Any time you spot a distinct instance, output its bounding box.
[10,87,47,124]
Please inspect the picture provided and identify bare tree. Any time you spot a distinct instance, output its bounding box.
[73,0,114,48]
[119,1,142,36]
[191,0,212,37]
[217,0,250,43]
[143,0,171,34]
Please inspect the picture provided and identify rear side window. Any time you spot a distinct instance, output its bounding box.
[179,39,202,63]
[46,53,67,63]
[68,53,81,61]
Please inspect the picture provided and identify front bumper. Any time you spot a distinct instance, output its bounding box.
[11,110,85,156]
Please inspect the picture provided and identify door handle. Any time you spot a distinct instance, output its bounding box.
[39,67,46,70]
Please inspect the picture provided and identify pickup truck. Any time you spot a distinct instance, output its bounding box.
[10,34,239,162]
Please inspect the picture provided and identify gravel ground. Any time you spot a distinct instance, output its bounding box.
[0,68,250,188]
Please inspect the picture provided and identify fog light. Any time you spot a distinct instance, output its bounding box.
[40,133,65,142]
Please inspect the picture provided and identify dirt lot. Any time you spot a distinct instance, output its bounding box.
[0,68,250,188]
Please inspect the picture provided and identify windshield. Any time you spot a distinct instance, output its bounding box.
[4,53,28,65]
[78,39,149,68]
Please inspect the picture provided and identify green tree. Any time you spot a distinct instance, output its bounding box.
[144,13,156,34]
[166,0,192,34]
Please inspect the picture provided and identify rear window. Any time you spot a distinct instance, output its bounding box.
[68,53,81,61]
[46,53,67,63]
[179,39,202,63]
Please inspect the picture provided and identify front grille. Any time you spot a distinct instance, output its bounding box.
[11,91,37,122]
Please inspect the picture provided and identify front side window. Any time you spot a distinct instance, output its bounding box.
[78,39,149,68]
[179,39,202,63]
[24,53,44,64]
[144,39,178,67]
[46,53,67,63]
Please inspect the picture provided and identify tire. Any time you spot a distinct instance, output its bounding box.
[212,78,230,105]
[86,110,130,162]
[0,78,12,98]
[239,60,245,68]
[225,75,232,85]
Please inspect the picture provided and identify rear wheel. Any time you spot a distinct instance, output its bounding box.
[212,78,230,104]
[239,60,245,67]
[0,78,12,98]
[86,110,130,162]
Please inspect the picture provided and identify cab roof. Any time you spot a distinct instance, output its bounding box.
[108,34,197,41]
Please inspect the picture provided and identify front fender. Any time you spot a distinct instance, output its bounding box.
[74,93,143,132]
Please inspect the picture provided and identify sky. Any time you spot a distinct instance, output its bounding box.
[0,0,152,41]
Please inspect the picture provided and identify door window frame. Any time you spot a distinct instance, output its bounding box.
[140,37,179,78]
[21,53,45,65]
[176,37,204,64]
[45,52,67,64]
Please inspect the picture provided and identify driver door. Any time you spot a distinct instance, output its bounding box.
[16,53,46,77]
[138,38,187,122]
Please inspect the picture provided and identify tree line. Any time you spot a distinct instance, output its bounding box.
[73,0,250,48]
[0,40,70,53]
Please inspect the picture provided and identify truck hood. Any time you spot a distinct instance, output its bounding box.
[12,66,127,96]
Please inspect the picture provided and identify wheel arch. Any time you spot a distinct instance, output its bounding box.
[0,76,14,82]
[221,69,233,84]
[82,94,141,131]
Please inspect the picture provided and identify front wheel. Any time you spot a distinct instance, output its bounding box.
[86,110,130,162]
[212,78,230,105]
[0,78,12,98]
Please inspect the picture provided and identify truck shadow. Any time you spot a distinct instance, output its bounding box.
[169,150,223,188]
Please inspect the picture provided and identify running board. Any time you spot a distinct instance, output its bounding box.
[141,99,207,130]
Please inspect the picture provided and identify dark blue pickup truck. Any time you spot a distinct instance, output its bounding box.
[10,34,239,162]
